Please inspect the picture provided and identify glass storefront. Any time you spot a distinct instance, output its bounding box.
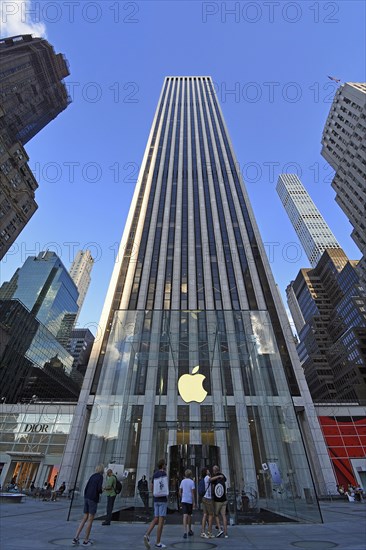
[70,310,322,523]
[0,402,74,491]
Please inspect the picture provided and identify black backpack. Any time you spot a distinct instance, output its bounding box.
[198,478,207,498]
[113,476,122,494]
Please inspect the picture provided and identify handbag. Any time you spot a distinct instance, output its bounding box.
[153,474,169,497]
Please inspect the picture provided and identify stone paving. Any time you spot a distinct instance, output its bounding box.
[0,496,365,550]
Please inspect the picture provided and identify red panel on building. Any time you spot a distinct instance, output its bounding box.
[319,416,366,487]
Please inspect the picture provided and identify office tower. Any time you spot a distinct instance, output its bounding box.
[63,77,334,524]
[69,250,94,317]
[321,82,366,287]
[0,299,80,402]
[286,250,366,404]
[0,34,70,259]
[0,34,70,144]
[67,328,95,377]
[276,174,341,267]
[0,251,79,343]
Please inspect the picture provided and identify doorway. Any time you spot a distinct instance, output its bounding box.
[7,461,40,490]
[169,444,220,508]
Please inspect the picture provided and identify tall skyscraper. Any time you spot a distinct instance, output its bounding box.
[67,328,95,377]
[0,251,79,342]
[0,299,81,402]
[321,82,366,287]
[276,174,341,267]
[0,34,70,145]
[0,251,83,402]
[286,250,366,404]
[69,250,94,317]
[62,77,334,524]
[0,34,70,259]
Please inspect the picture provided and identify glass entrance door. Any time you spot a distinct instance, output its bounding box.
[169,444,220,507]
[9,461,40,490]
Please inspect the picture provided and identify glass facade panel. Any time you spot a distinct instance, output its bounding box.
[70,310,321,523]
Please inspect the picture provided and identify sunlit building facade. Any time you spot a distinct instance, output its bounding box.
[0,250,79,343]
[276,174,341,268]
[321,82,366,289]
[69,250,94,320]
[0,402,76,492]
[62,77,335,523]
[0,34,70,259]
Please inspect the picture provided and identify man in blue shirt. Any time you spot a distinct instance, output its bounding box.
[72,464,104,546]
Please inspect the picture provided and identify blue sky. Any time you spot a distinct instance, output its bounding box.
[1,0,365,335]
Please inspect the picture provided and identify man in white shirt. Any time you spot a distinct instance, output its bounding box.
[179,469,196,539]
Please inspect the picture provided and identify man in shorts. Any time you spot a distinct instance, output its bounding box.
[143,459,168,549]
[200,467,215,538]
[72,464,104,546]
[179,469,196,539]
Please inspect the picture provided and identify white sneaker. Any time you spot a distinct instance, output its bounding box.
[144,534,150,549]
[200,532,209,538]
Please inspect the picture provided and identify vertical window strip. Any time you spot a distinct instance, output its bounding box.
[190,79,205,310]
[128,80,174,309]
[194,80,223,309]
[163,81,182,309]
[145,81,179,310]
[203,79,257,310]
[180,81,188,310]
[198,79,239,310]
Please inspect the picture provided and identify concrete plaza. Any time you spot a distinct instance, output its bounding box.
[0,497,365,550]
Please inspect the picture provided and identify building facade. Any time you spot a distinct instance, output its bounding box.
[67,328,95,377]
[276,174,341,267]
[0,250,79,343]
[321,82,366,288]
[315,404,366,491]
[286,250,366,404]
[62,77,335,524]
[0,401,76,493]
[0,34,70,259]
[69,250,94,319]
[0,300,80,403]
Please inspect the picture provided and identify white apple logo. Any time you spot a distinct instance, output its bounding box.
[178,366,208,403]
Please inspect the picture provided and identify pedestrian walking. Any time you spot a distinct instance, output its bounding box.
[72,464,104,546]
[102,469,117,525]
[143,459,169,549]
[179,469,196,539]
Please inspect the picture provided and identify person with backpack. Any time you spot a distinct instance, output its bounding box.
[102,469,117,525]
[211,465,228,538]
[199,467,214,539]
[143,459,168,549]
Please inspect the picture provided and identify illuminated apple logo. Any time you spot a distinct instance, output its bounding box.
[178,366,208,403]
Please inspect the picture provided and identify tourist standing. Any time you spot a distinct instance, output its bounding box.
[211,465,228,538]
[200,467,214,538]
[102,469,117,525]
[179,469,196,539]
